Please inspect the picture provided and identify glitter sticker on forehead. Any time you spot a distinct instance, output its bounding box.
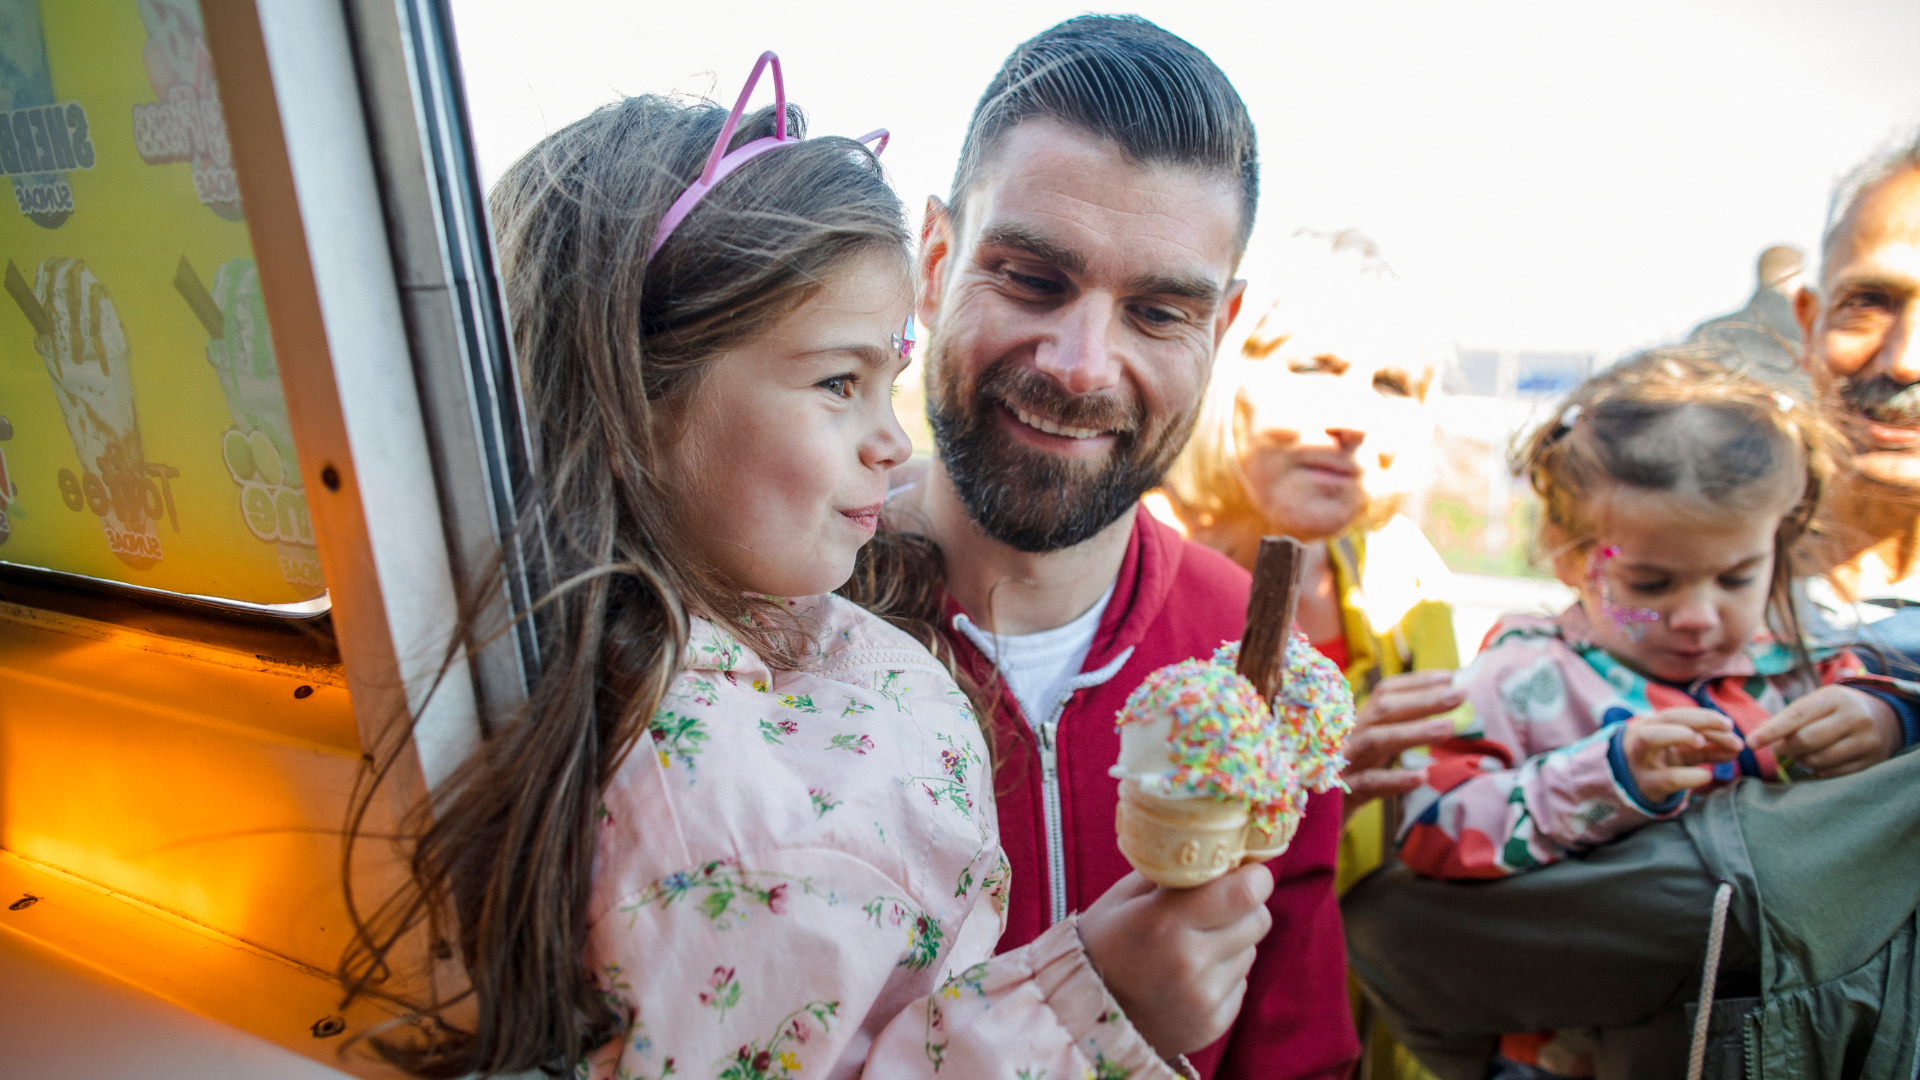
[1589,544,1660,643]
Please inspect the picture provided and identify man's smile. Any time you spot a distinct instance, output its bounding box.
[1008,402,1110,440]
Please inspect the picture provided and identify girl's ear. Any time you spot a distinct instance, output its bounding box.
[1544,524,1588,590]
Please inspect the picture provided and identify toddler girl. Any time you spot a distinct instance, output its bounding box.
[1399,349,1920,882]
[341,55,1266,1080]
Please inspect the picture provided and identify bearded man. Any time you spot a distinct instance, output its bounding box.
[878,16,1358,1080]
[1797,132,1920,670]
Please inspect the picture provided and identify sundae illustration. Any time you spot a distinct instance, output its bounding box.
[0,0,83,229]
[178,256,319,588]
[131,0,241,219]
[1110,635,1354,887]
[8,257,163,568]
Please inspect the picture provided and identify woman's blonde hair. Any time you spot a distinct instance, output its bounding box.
[1160,230,1431,544]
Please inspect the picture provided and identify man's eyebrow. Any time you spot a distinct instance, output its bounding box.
[977,225,1086,275]
[1126,271,1222,304]
[1830,270,1919,295]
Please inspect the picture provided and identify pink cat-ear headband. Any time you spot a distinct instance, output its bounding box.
[645,51,890,264]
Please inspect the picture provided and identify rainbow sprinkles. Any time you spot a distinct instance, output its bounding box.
[1113,633,1355,830]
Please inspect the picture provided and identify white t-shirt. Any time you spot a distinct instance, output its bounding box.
[954,584,1116,727]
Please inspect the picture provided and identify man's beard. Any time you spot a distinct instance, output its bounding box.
[926,345,1196,554]
[1838,374,1920,445]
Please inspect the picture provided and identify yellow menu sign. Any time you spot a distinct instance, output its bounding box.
[0,0,323,608]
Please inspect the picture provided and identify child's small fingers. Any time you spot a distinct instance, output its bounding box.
[1663,765,1715,792]
[1772,711,1854,760]
[1661,708,1734,733]
[1699,729,1745,753]
[1751,695,1836,748]
[1798,733,1880,775]
[1633,723,1708,752]
[1677,739,1741,766]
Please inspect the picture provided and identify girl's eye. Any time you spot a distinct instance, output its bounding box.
[1719,575,1757,590]
[818,374,855,399]
[1625,579,1669,596]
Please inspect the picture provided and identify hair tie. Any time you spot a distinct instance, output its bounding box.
[1559,404,1583,428]
[1771,392,1794,412]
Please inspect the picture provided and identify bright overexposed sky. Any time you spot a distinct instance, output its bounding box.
[448,0,1920,365]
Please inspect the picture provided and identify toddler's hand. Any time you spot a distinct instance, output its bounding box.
[1077,866,1273,1059]
[1749,686,1902,779]
[1623,708,1742,804]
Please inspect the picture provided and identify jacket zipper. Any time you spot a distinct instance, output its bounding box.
[1035,715,1068,926]
[1030,651,1129,925]
[947,611,1132,929]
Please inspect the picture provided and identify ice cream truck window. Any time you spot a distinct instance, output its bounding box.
[0,0,325,615]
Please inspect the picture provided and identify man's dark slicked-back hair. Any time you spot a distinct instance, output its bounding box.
[951,14,1259,254]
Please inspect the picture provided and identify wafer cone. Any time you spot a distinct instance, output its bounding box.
[1115,779,1251,888]
[1241,812,1302,864]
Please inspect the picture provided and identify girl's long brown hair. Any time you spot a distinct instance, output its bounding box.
[1513,345,1846,677]
[339,94,910,1076]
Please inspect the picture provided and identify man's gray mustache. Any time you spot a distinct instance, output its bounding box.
[1839,375,1920,425]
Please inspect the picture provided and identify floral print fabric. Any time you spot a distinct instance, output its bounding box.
[583,594,1179,1080]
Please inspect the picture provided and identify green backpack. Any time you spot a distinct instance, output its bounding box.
[1682,746,1920,1079]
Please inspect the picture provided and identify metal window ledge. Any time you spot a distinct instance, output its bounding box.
[0,852,407,1080]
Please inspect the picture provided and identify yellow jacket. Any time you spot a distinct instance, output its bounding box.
[1326,517,1458,1080]
[1326,516,1459,894]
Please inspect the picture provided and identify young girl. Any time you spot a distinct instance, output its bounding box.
[1398,349,1919,883]
[341,56,1267,1080]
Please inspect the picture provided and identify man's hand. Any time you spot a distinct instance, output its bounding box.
[1749,685,1903,778]
[1342,670,1463,818]
[1077,865,1274,1059]
[1623,708,1742,804]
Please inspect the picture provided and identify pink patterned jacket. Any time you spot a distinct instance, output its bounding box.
[1396,605,1908,881]
[583,594,1182,1080]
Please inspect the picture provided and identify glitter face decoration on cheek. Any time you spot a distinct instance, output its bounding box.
[1589,545,1661,643]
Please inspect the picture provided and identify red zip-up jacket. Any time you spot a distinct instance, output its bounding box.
[939,511,1358,1080]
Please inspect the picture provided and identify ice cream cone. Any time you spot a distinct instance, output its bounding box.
[1115,779,1251,888]
[1241,812,1302,864]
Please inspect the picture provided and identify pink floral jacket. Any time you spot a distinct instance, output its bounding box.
[584,594,1181,1080]
[1397,605,1908,880]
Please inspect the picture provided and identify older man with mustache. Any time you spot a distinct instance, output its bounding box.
[1798,131,1920,672]
[874,15,1359,1080]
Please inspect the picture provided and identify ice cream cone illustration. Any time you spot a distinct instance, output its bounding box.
[178,256,319,589]
[9,257,162,568]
